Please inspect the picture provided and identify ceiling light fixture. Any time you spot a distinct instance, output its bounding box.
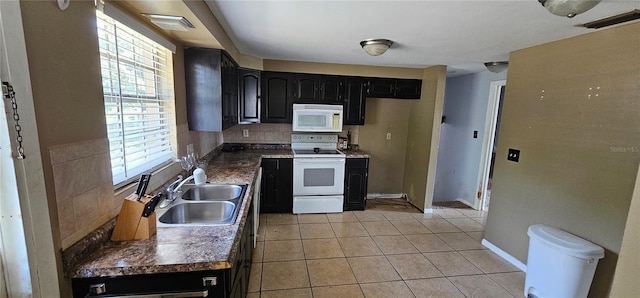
[360,39,393,56]
[538,0,601,18]
[484,62,509,73]
[142,14,195,31]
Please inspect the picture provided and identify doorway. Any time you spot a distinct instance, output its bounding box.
[477,80,506,211]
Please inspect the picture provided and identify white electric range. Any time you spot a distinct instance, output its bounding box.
[291,134,345,214]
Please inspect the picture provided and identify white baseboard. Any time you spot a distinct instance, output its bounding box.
[366,193,404,199]
[423,208,434,214]
[481,239,527,272]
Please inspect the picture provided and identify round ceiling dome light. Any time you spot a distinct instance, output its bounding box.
[538,0,601,18]
[484,62,509,73]
[360,39,393,56]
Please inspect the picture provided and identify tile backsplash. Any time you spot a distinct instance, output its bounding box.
[224,123,360,145]
[223,123,292,144]
[50,138,116,249]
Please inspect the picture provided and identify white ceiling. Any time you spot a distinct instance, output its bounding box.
[203,0,639,75]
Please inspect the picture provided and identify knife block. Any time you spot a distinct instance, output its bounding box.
[111,194,157,241]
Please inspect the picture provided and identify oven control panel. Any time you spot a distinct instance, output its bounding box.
[291,134,338,143]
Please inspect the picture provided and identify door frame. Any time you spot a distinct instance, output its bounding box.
[0,1,60,296]
[475,80,506,210]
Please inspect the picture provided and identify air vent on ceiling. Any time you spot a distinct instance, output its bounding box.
[580,9,640,29]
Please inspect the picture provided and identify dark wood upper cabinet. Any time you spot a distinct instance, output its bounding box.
[318,75,344,104]
[366,78,422,99]
[239,68,261,124]
[293,74,319,102]
[344,77,367,125]
[261,72,293,123]
[395,79,422,99]
[292,74,344,104]
[366,78,396,98]
[259,71,422,125]
[221,53,239,130]
[184,48,239,131]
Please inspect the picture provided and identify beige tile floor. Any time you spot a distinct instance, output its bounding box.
[249,205,524,298]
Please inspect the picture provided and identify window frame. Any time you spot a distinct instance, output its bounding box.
[96,10,178,187]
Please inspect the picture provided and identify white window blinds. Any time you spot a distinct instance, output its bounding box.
[96,10,177,185]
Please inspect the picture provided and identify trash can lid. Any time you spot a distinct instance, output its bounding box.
[528,224,604,259]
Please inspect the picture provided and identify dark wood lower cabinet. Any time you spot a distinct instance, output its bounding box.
[344,158,369,211]
[230,204,254,298]
[260,158,293,213]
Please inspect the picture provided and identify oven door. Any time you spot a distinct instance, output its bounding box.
[293,157,345,196]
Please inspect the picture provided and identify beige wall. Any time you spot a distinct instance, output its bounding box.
[484,21,640,297]
[20,1,106,293]
[610,164,640,297]
[359,98,412,194]
[402,66,447,210]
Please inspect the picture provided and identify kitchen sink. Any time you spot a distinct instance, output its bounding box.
[158,201,237,225]
[156,183,248,226]
[182,184,245,201]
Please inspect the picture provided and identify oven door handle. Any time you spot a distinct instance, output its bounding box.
[294,158,345,163]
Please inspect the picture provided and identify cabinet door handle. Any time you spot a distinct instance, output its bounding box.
[89,283,106,295]
[202,277,218,287]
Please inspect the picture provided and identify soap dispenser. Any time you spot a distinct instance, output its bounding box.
[193,167,207,185]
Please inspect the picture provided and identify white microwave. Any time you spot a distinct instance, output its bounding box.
[292,104,343,132]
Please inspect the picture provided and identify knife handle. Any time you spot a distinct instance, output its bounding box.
[142,192,162,217]
[137,173,152,200]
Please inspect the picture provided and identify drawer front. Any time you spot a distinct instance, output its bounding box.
[346,158,368,169]
[72,270,227,298]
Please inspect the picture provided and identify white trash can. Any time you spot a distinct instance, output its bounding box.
[524,224,604,298]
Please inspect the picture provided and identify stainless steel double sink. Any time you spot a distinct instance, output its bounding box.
[157,184,247,226]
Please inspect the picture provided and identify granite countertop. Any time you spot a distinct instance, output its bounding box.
[64,148,369,279]
[343,149,370,158]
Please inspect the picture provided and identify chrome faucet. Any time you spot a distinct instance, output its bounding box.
[158,175,185,209]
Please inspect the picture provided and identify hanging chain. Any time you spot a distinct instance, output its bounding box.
[2,82,25,159]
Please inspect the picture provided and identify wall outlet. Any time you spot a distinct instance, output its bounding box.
[386,133,392,140]
[508,148,520,162]
[242,129,249,137]
[187,143,194,154]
